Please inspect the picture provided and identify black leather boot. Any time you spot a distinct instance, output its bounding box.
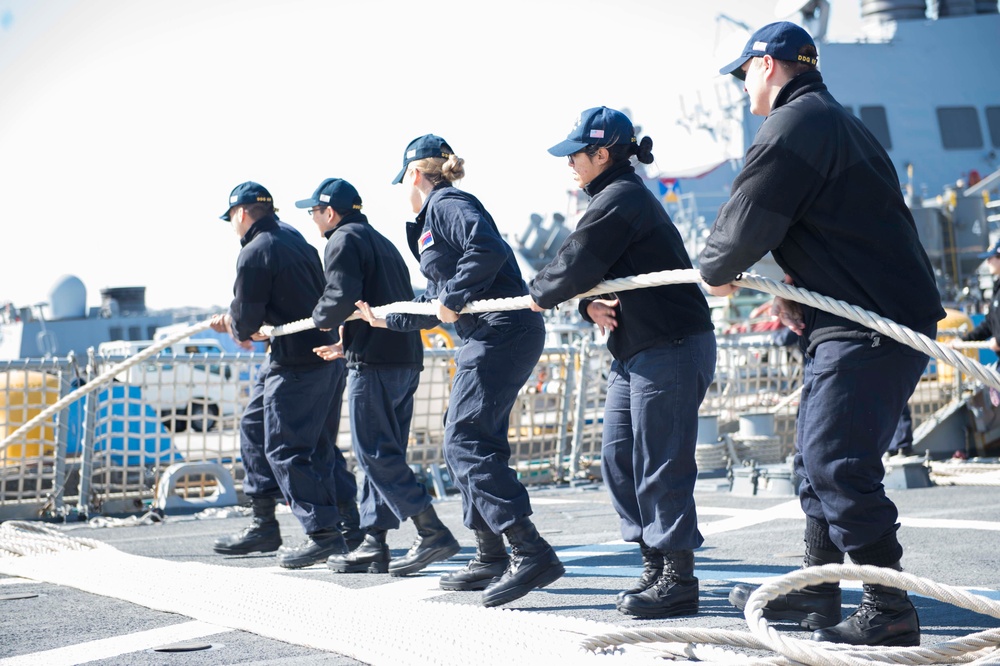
[337,501,364,551]
[615,542,663,606]
[327,530,390,573]
[277,529,348,569]
[213,496,282,555]
[729,546,844,629]
[440,530,509,591]
[812,562,920,647]
[618,549,699,618]
[388,505,461,576]
[481,517,565,607]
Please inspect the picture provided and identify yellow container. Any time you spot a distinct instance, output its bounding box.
[0,371,59,461]
[937,308,977,383]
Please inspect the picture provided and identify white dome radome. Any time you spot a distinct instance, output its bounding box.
[47,275,87,320]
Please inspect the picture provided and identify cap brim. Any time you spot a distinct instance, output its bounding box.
[547,139,590,157]
[719,55,751,79]
[220,209,231,222]
[977,250,999,259]
[294,197,318,209]
[391,164,407,185]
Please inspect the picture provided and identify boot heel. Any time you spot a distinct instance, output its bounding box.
[367,560,389,574]
[533,561,566,589]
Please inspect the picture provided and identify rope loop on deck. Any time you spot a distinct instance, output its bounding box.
[581,563,1000,665]
[0,520,105,557]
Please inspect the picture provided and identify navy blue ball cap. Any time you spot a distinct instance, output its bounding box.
[391,134,454,184]
[294,178,363,211]
[977,239,1000,259]
[220,181,273,221]
[719,21,817,80]
[548,106,636,157]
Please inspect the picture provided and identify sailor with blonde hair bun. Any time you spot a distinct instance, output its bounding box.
[355,134,565,607]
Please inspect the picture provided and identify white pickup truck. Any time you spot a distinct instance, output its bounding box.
[97,339,241,432]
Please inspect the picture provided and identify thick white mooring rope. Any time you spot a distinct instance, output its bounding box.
[581,563,1000,665]
[262,269,1000,390]
[5,269,999,451]
[1,523,998,665]
[0,523,651,665]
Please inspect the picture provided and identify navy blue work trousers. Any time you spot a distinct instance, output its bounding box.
[239,359,350,534]
[795,330,932,553]
[348,365,432,532]
[601,331,716,552]
[445,310,545,534]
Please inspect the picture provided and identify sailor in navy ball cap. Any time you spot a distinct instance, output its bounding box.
[220,181,274,221]
[534,105,715,618]
[701,17,942,649]
[977,239,1000,259]
[294,178,362,212]
[298,175,441,578]
[548,106,637,157]
[210,179,356,569]
[391,134,454,184]
[364,132,565,605]
[719,21,818,80]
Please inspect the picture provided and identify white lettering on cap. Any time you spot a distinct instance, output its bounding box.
[752,40,768,51]
[320,194,331,203]
[590,129,605,138]
[230,195,238,204]
[406,149,417,158]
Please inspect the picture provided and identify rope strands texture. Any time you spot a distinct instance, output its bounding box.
[2,527,998,665]
[262,270,1000,392]
[0,525,656,665]
[581,563,1000,665]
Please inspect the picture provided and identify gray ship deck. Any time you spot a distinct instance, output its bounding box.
[1,481,998,665]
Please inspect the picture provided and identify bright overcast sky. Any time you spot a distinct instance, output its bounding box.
[0,0,863,311]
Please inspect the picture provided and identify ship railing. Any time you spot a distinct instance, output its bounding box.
[0,336,967,519]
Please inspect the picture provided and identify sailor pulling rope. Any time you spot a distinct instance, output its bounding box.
[2,269,998,451]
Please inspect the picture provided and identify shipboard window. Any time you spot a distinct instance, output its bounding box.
[937,107,983,150]
[986,106,1000,148]
[859,106,892,150]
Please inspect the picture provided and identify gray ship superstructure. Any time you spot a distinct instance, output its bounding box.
[519,0,1000,301]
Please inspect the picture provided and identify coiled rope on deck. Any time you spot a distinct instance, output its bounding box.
[0,520,105,557]
[581,563,1000,665]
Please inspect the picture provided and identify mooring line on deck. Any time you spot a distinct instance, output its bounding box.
[2,522,999,665]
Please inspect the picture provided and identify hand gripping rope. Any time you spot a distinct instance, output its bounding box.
[262,268,1000,390]
[3,269,998,452]
[2,272,1000,663]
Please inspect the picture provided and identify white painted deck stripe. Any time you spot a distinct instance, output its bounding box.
[0,620,229,666]
[899,517,1000,531]
[701,498,804,535]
